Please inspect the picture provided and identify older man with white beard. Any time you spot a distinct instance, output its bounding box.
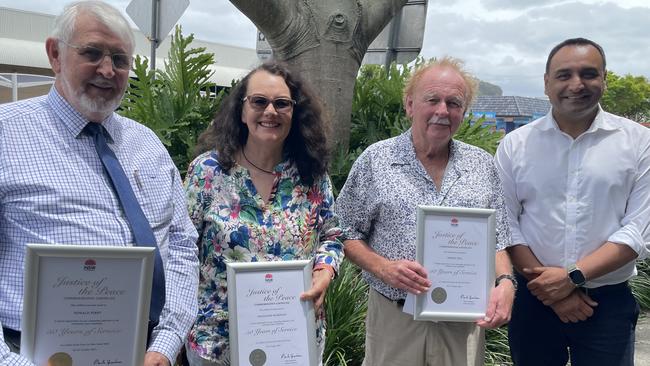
[335,57,516,366]
[0,1,198,366]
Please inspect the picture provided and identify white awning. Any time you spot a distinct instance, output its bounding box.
[0,38,52,69]
[0,37,249,87]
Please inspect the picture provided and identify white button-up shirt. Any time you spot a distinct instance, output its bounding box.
[495,107,650,288]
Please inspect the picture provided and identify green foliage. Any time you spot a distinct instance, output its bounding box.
[455,116,502,155]
[323,262,369,366]
[631,259,650,311]
[329,145,363,197]
[601,71,650,122]
[120,26,224,174]
[485,327,513,365]
[350,63,411,149]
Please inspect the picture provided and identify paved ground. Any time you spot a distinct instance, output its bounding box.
[637,313,650,366]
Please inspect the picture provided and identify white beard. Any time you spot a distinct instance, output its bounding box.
[61,76,123,119]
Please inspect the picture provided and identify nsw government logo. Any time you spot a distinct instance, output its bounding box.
[264,273,273,283]
[450,217,459,226]
[84,259,96,272]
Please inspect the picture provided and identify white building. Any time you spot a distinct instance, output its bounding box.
[0,6,258,103]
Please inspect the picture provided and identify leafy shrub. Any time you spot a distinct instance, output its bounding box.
[120,26,225,175]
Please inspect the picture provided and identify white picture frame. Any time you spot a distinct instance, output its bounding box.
[227,260,318,366]
[21,244,154,366]
[414,206,496,322]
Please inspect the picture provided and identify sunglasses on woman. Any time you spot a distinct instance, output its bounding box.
[242,95,296,113]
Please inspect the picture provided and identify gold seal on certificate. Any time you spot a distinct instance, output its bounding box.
[414,206,496,322]
[249,348,267,366]
[431,287,447,304]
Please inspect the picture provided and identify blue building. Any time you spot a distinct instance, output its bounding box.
[469,96,551,133]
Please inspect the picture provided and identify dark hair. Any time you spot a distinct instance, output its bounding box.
[195,61,330,186]
[545,37,607,74]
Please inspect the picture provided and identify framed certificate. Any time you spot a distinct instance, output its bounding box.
[414,206,496,322]
[21,244,154,366]
[227,260,318,366]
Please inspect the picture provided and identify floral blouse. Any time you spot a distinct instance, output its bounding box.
[184,150,344,363]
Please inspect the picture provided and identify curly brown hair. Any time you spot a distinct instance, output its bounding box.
[195,61,330,186]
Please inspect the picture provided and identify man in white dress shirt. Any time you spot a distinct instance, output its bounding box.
[495,37,650,366]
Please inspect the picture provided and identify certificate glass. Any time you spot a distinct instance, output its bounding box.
[227,260,318,366]
[21,244,154,366]
[414,206,496,321]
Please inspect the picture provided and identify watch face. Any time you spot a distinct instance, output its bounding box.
[569,269,586,286]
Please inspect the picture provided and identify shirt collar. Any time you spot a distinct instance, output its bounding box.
[46,86,118,141]
[390,128,418,164]
[537,105,618,133]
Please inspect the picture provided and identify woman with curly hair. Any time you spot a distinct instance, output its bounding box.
[184,61,343,365]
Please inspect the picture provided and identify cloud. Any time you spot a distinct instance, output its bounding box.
[420,1,650,96]
[178,3,256,48]
[480,0,563,11]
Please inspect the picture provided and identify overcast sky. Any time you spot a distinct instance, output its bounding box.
[1,0,648,97]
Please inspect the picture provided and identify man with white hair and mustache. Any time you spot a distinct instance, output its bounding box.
[0,1,198,365]
[335,57,516,366]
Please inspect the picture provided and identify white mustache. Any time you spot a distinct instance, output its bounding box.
[427,118,451,126]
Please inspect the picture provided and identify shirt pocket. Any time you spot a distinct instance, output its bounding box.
[133,166,175,226]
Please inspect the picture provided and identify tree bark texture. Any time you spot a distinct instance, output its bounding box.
[229,0,408,150]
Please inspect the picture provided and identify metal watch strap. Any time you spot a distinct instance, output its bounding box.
[567,264,586,287]
[495,274,518,291]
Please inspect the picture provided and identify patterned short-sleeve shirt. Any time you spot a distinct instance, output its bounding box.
[335,129,511,300]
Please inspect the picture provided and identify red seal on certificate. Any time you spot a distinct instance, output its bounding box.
[83,259,96,271]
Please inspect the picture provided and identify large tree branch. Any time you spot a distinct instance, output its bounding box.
[360,0,408,40]
[229,0,296,36]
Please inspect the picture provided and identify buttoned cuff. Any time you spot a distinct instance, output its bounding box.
[147,328,183,364]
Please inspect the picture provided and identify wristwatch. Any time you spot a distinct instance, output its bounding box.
[495,274,518,291]
[567,264,586,287]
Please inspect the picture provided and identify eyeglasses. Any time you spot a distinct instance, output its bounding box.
[242,95,296,113]
[60,40,132,70]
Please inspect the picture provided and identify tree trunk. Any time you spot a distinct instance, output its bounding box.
[229,0,408,150]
